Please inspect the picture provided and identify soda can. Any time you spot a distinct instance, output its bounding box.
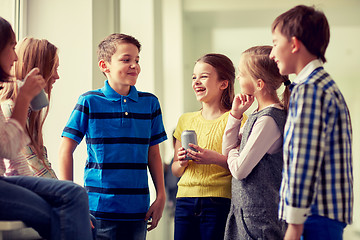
[181,130,198,160]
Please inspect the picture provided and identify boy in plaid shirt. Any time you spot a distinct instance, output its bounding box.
[270,5,353,240]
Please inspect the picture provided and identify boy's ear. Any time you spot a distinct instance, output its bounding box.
[98,59,109,73]
[220,80,229,90]
[291,36,301,54]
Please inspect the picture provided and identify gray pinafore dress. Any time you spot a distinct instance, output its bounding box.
[224,107,287,240]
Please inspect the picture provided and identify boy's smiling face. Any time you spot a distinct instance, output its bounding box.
[102,42,140,95]
[270,26,295,75]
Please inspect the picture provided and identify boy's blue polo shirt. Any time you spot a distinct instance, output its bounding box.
[62,80,167,221]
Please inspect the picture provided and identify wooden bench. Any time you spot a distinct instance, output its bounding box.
[0,221,41,240]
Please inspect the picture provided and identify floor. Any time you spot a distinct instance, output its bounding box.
[148,203,360,240]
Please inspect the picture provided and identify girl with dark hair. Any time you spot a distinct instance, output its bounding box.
[172,53,247,240]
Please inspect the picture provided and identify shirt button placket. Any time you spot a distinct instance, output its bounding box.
[123,98,129,127]
[124,99,128,116]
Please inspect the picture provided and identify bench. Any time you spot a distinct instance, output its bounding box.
[0,221,41,240]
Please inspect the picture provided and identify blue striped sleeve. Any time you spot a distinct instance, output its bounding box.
[61,94,90,143]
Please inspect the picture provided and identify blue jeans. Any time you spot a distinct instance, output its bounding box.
[302,215,347,240]
[0,176,93,240]
[96,219,147,240]
[174,197,231,240]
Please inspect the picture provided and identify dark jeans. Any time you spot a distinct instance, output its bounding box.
[96,219,147,240]
[174,197,231,240]
[0,176,93,240]
[302,215,347,240]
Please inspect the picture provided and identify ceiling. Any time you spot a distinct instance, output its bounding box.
[183,0,360,28]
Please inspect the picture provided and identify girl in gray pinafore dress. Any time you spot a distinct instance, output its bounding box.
[222,46,291,240]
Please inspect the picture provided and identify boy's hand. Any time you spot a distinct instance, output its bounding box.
[145,196,165,231]
[90,220,95,229]
[231,93,254,119]
[284,223,303,240]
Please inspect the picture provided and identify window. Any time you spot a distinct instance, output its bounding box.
[0,0,21,40]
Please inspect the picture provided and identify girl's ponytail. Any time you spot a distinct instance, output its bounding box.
[281,75,291,111]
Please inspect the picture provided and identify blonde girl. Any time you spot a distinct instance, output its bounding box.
[172,53,246,240]
[0,37,59,178]
[222,45,290,239]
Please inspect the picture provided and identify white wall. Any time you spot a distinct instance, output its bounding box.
[327,26,360,232]
[162,0,185,162]
[0,0,16,27]
[26,0,93,185]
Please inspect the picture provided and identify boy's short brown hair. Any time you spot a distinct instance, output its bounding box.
[97,33,141,63]
[272,5,330,63]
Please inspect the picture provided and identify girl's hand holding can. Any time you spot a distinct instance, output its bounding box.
[186,143,224,165]
[177,146,190,167]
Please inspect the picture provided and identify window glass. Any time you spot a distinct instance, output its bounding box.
[0,0,16,26]
[0,0,20,40]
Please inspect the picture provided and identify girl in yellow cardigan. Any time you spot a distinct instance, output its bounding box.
[172,53,246,240]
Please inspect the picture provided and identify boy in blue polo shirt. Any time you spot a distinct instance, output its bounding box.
[58,33,167,240]
[270,5,353,240]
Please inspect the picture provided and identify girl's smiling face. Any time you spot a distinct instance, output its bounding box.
[192,61,225,104]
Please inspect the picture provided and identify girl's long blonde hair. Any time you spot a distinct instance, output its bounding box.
[0,38,58,160]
